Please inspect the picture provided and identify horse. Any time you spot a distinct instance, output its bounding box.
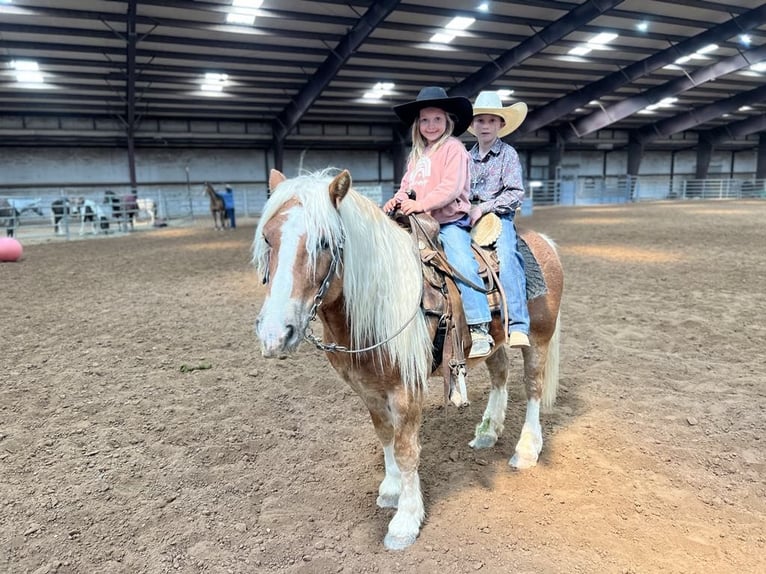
[104,190,139,232]
[253,169,564,550]
[136,198,157,225]
[70,198,110,235]
[203,182,227,231]
[51,197,76,235]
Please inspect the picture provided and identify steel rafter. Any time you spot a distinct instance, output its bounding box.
[703,114,766,146]
[449,0,626,98]
[516,4,766,136]
[635,84,766,145]
[272,0,400,141]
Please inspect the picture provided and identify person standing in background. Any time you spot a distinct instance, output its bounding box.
[222,185,236,229]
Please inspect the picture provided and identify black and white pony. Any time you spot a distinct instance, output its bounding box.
[51,197,111,235]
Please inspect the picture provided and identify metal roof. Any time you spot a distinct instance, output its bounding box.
[1,0,764,152]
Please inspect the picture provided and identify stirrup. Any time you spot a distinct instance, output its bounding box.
[469,326,493,358]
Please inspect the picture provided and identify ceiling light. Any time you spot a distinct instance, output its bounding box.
[430,32,455,44]
[568,46,592,56]
[697,43,718,55]
[11,59,39,71]
[739,34,751,46]
[446,16,475,31]
[636,21,649,32]
[674,55,691,65]
[588,32,618,45]
[15,70,44,83]
[227,12,255,25]
[477,2,489,12]
[739,105,753,111]
[205,72,228,83]
[750,62,766,72]
[201,83,224,92]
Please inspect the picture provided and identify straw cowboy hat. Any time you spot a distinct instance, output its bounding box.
[393,86,473,136]
[471,212,503,247]
[468,91,528,138]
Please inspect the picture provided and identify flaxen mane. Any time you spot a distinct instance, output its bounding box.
[253,170,432,390]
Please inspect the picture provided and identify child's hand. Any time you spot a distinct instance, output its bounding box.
[398,198,422,215]
[383,198,399,213]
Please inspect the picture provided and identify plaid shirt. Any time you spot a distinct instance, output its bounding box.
[469,138,525,215]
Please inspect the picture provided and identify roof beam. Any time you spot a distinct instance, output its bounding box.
[703,114,766,146]
[635,85,766,145]
[272,0,400,141]
[517,4,766,136]
[562,42,766,140]
[449,0,625,98]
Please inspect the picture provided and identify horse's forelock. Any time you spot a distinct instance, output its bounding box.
[253,172,344,274]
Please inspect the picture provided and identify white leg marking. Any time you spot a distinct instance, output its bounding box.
[510,398,543,469]
[469,387,507,449]
[384,470,424,551]
[376,443,401,509]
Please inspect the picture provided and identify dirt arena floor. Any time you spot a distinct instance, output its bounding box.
[2,199,764,574]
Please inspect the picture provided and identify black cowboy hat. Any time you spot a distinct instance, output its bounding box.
[393,86,473,136]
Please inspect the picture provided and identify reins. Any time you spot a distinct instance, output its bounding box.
[301,238,424,355]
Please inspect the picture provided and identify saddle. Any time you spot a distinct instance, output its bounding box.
[392,211,505,405]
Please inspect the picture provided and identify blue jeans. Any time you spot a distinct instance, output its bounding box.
[439,222,491,326]
[496,214,529,335]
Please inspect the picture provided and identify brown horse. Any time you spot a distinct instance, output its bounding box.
[253,169,563,550]
[203,182,227,230]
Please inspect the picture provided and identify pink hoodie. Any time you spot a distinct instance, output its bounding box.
[393,137,471,225]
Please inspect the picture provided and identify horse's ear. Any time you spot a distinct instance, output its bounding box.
[269,170,286,193]
[329,170,352,208]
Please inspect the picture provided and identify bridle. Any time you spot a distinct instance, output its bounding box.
[264,231,422,355]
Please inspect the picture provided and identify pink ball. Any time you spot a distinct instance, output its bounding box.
[0,237,23,262]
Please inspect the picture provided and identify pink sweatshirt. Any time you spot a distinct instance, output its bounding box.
[393,137,471,225]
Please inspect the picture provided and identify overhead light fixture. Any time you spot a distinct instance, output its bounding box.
[636,21,649,32]
[477,2,489,12]
[568,46,592,56]
[496,89,514,98]
[362,81,395,102]
[750,62,766,72]
[738,105,753,112]
[588,32,618,46]
[11,60,44,84]
[446,16,475,31]
[227,0,262,26]
[739,34,751,47]
[201,72,228,94]
[696,43,718,55]
[430,32,455,44]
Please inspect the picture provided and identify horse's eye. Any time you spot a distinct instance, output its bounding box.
[318,238,330,251]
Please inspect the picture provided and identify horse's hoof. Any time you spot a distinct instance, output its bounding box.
[384,532,417,551]
[376,494,398,509]
[509,452,538,469]
[469,433,497,450]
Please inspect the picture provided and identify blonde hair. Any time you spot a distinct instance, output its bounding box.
[407,109,456,166]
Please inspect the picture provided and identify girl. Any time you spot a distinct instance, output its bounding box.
[384,86,492,358]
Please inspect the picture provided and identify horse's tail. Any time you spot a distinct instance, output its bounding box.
[541,311,560,412]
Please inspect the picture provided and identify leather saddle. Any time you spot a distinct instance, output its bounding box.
[391,211,506,403]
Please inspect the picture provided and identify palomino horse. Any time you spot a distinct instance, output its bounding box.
[253,169,563,550]
[203,182,227,230]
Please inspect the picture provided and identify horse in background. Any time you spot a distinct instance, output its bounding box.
[136,198,158,225]
[104,190,139,232]
[253,169,564,550]
[51,198,77,234]
[203,182,227,230]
